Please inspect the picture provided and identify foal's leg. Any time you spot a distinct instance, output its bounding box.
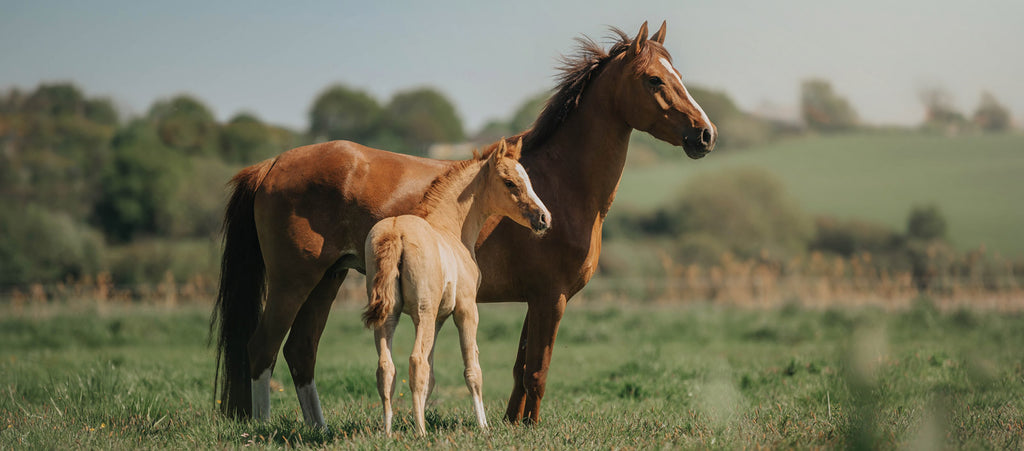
[454,295,488,429]
[283,270,347,429]
[374,312,400,435]
[408,312,437,436]
[427,318,445,400]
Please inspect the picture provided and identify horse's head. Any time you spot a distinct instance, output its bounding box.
[483,138,551,235]
[611,21,717,159]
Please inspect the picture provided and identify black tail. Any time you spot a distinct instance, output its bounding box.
[210,158,275,418]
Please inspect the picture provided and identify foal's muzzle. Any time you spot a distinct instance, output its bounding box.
[531,211,551,234]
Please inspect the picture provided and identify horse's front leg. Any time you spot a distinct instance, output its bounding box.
[504,316,529,423]
[518,294,567,425]
[454,293,488,430]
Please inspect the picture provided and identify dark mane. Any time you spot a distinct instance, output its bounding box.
[412,152,487,217]
[514,27,660,150]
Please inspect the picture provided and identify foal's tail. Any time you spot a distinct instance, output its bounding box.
[363,230,403,329]
[210,158,276,419]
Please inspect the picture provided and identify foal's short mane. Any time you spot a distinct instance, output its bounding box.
[508,27,668,151]
[412,152,486,218]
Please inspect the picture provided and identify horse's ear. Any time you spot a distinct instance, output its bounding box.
[629,21,649,57]
[651,21,667,44]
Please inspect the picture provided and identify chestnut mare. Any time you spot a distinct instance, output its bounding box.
[363,139,550,435]
[211,21,716,427]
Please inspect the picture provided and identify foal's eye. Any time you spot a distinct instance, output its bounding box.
[648,76,663,87]
[504,180,516,189]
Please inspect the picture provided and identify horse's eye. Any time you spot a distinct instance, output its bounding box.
[648,76,663,87]
[504,180,516,189]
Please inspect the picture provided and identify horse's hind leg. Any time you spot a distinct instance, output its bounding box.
[247,270,322,421]
[283,270,347,428]
[408,312,437,436]
[374,312,400,435]
[454,295,487,429]
[427,318,444,399]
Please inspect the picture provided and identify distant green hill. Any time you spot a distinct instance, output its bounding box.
[616,131,1024,257]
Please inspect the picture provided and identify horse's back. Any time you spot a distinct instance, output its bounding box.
[253,141,453,273]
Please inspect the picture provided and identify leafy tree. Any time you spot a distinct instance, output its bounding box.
[21,83,87,117]
[919,87,967,133]
[906,204,947,241]
[0,87,26,113]
[672,168,812,259]
[801,79,858,132]
[219,112,273,163]
[605,168,811,263]
[147,95,219,156]
[1,83,117,219]
[308,84,382,142]
[158,156,237,238]
[384,87,464,156]
[84,98,120,126]
[93,120,186,242]
[972,91,1012,132]
[0,202,105,285]
[810,216,903,257]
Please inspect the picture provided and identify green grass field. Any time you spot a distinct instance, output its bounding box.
[618,131,1024,257]
[3,301,1023,449]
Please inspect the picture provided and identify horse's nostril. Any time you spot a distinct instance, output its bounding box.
[700,128,713,146]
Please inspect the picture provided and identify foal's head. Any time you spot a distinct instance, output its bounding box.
[481,139,551,234]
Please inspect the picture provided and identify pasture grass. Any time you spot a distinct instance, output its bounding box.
[2,300,1023,449]
[619,131,1024,257]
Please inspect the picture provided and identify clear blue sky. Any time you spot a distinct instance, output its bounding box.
[2,0,1021,132]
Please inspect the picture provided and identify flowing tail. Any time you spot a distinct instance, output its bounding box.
[363,230,403,329]
[209,158,275,418]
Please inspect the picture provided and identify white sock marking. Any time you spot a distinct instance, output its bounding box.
[252,368,272,421]
[296,380,327,429]
[659,57,711,128]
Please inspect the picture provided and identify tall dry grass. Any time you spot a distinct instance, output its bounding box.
[4,247,1021,312]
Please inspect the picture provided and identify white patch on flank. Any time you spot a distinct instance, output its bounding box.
[514,163,550,220]
[296,380,327,429]
[252,368,272,421]
[659,57,711,128]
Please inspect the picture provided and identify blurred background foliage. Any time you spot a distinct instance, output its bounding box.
[0,79,1019,299]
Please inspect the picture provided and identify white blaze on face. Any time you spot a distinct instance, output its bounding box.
[658,57,712,128]
[514,163,550,220]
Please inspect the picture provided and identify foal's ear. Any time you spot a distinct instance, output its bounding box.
[629,21,649,57]
[488,139,507,165]
[651,20,667,44]
[504,137,523,160]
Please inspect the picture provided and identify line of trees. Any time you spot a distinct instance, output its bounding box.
[800,79,1015,134]
[0,77,1016,289]
[0,81,470,287]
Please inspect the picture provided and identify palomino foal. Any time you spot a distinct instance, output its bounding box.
[362,139,550,435]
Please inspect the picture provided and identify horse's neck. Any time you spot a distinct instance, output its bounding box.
[420,164,489,252]
[527,88,632,222]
